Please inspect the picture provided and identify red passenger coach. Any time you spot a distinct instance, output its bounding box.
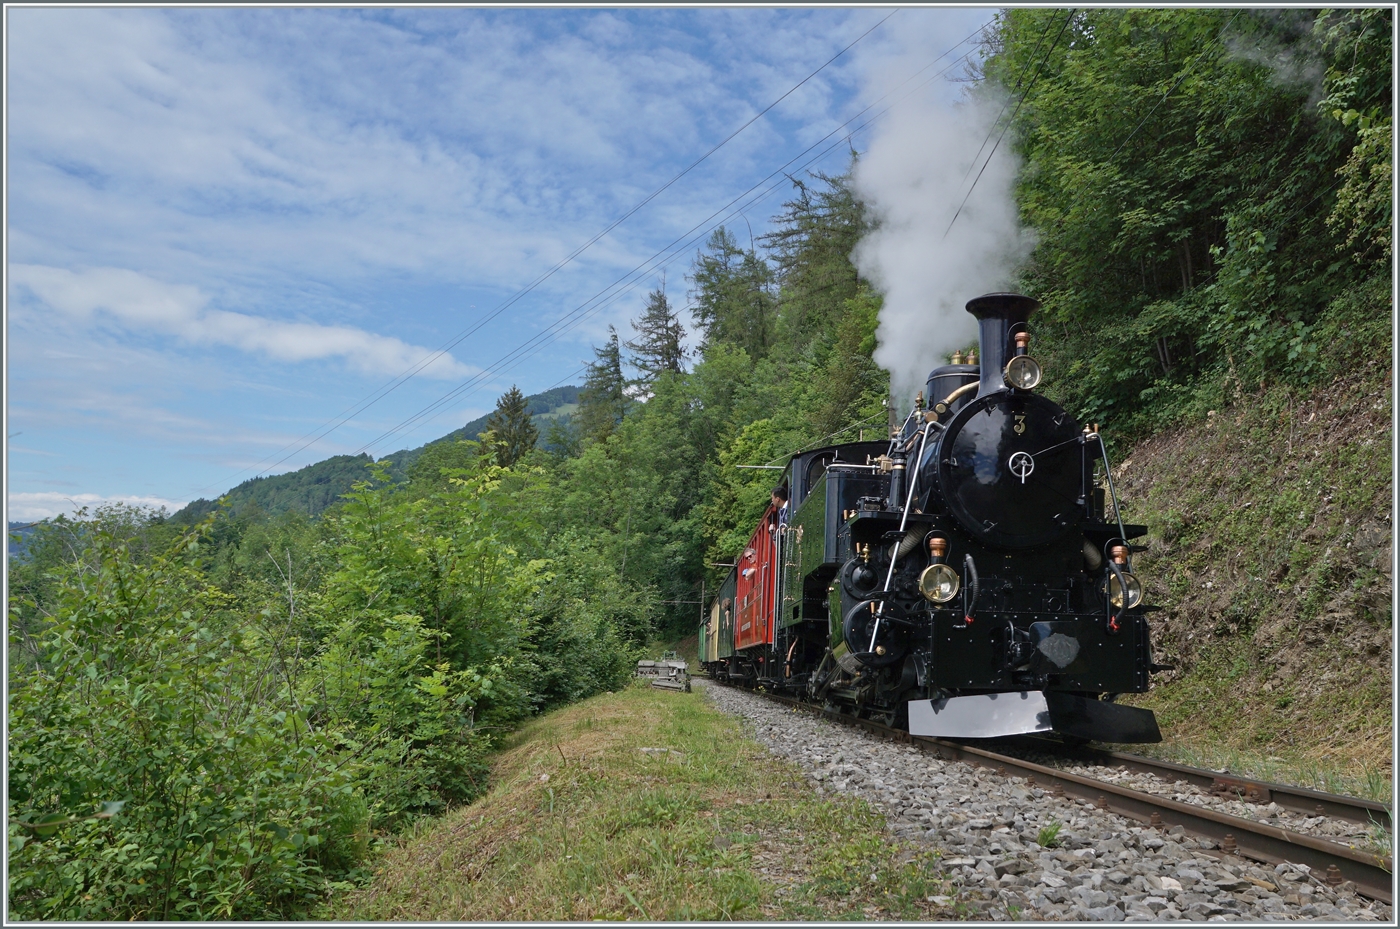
[734,505,778,651]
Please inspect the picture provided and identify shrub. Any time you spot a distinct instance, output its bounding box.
[302,613,495,827]
[7,526,362,920]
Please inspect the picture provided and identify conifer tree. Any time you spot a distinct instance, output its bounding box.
[688,227,777,359]
[577,327,628,443]
[624,285,688,387]
[483,385,538,467]
[759,171,864,355]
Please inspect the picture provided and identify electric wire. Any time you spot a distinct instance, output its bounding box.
[1108,10,1243,162]
[353,43,988,455]
[945,9,1076,237]
[955,11,1060,189]
[356,57,976,456]
[315,26,991,462]
[196,9,901,493]
[751,408,891,469]
[361,65,980,456]
[358,44,985,455]
[350,31,991,456]
[542,364,590,394]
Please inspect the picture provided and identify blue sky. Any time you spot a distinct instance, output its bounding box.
[5,6,995,522]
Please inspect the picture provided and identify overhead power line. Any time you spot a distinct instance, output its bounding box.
[543,364,590,394]
[753,408,891,469]
[354,37,991,455]
[350,29,992,456]
[946,8,1076,238]
[197,10,900,496]
[1108,10,1243,162]
[956,11,1060,189]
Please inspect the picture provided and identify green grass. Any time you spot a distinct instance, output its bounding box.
[1125,739,1393,806]
[1036,821,1064,848]
[324,682,976,921]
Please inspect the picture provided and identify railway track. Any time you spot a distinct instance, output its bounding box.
[725,682,1393,904]
[1005,737,1392,833]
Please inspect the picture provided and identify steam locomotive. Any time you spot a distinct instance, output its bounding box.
[698,293,1165,743]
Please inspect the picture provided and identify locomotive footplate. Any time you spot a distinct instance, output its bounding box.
[908,690,1161,743]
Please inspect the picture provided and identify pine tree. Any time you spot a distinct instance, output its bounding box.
[483,385,539,467]
[624,285,688,387]
[624,282,688,383]
[577,327,628,443]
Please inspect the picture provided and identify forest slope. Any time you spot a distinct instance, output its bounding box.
[9,11,1389,919]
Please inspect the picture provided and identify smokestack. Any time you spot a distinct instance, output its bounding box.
[965,293,1040,398]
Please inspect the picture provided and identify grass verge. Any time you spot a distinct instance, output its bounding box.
[325,681,973,921]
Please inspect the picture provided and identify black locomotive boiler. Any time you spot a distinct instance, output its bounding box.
[699,293,1166,743]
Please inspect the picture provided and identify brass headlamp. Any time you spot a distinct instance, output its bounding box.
[1105,544,1143,608]
[1004,331,1042,390]
[919,536,961,604]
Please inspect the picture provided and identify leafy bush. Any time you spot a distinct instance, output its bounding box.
[8,525,361,920]
[304,613,495,827]
[988,8,1391,439]
[527,533,648,709]
[7,443,655,918]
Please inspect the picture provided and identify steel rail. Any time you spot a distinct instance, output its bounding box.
[733,685,1394,904]
[1016,739,1393,833]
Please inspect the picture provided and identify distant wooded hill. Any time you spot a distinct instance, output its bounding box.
[7,522,38,558]
[379,384,579,480]
[169,385,579,524]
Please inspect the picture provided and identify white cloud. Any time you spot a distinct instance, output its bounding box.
[7,492,189,523]
[4,8,883,298]
[10,264,474,379]
[7,376,303,452]
[5,8,988,509]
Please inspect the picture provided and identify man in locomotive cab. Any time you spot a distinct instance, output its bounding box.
[768,484,789,530]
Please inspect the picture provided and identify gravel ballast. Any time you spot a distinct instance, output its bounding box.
[703,682,1393,922]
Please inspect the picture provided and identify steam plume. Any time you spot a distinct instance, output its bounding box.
[852,66,1034,406]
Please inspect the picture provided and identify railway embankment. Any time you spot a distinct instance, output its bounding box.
[325,681,967,921]
[1111,363,1392,790]
[709,684,1392,922]
[328,679,1391,922]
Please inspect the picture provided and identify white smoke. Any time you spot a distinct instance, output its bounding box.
[1222,11,1326,107]
[852,73,1035,406]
